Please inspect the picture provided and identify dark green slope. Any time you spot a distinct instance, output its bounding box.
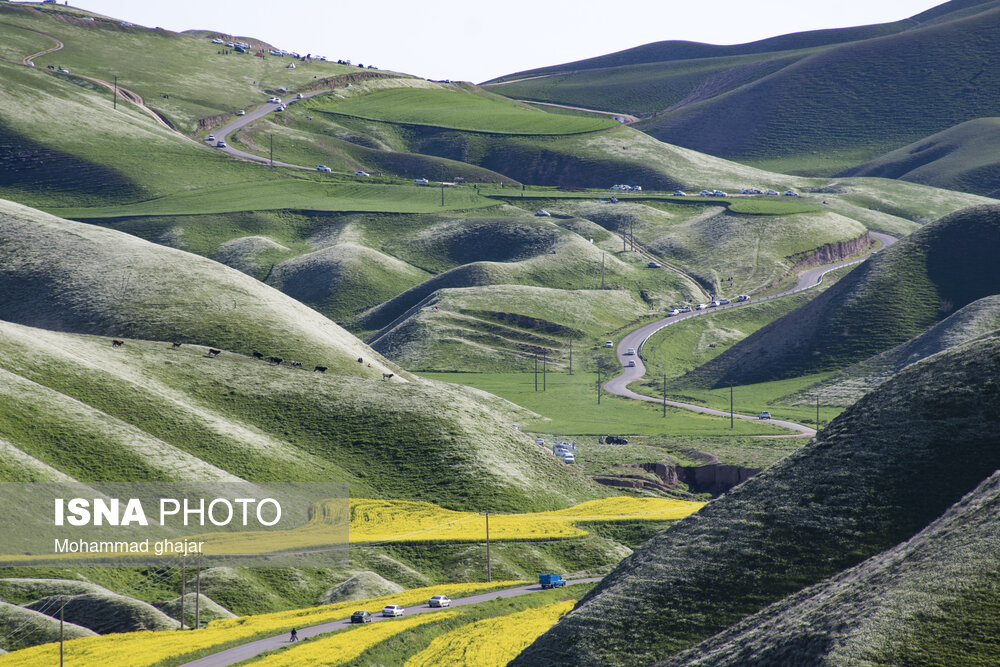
[512,334,1000,666]
[676,204,1000,388]
[636,5,1000,166]
[839,117,1000,197]
[665,469,1000,666]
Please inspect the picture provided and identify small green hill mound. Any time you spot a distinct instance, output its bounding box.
[784,295,1000,407]
[24,593,177,633]
[319,571,404,604]
[666,469,1000,666]
[513,334,1000,666]
[0,601,96,652]
[0,578,115,604]
[158,593,235,628]
[0,199,396,377]
[678,204,1000,388]
[310,86,617,135]
[839,117,1000,197]
[370,286,648,372]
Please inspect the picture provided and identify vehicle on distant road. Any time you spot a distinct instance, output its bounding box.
[736,295,750,302]
[783,190,800,197]
[268,96,281,103]
[672,190,686,196]
[758,411,772,420]
[205,134,215,142]
[296,93,304,99]
[604,341,614,348]
[236,109,246,116]
[382,604,404,617]
[561,452,575,464]
[709,300,720,307]
[765,189,779,195]
[627,360,636,367]
[316,165,332,172]
[678,306,692,313]
[355,171,370,177]
[428,595,451,607]
[718,298,731,305]
[667,309,680,316]
[698,190,712,196]
[696,303,707,310]
[647,261,661,268]
[604,435,628,445]
[414,178,429,183]
[350,610,373,623]
[215,140,227,148]
[625,348,635,355]
[539,574,567,589]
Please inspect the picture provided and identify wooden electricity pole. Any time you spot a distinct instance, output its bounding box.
[663,375,667,417]
[730,384,734,429]
[485,513,491,582]
[195,551,201,629]
[568,341,573,375]
[180,556,186,630]
[60,599,65,667]
[534,355,538,391]
[113,75,117,110]
[543,354,547,392]
[597,368,602,404]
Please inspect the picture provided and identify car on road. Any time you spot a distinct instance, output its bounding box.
[758,411,772,420]
[216,140,227,148]
[736,295,750,302]
[695,303,707,310]
[783,190,800,197]
[236,110,246,116]
[56,67,69,73]
[604,341,614,348]
[765,189,779,195]
[382,604,404,617]
[627,360,636,367]
[316,165,332,172]
[350,610,373,623]
[647,261,661,268]
[414,178,429,183]
[718,298,731,305]
[276,104,286,111]
[561,452,575,464]
[709,300,720,307]
[672,190,686,196]
[711,190,728,197]
[535,209,551,217]
[355,171,371,177]
[698,190,712,196]
[296,93,304,99]
[428,595,451,607]
[268,97,281,103]
[205,134,215,142]
[667,309,680,316]
[604,435,628,445]
[624,348,635,355]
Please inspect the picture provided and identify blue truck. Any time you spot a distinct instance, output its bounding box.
[539,574,567,589]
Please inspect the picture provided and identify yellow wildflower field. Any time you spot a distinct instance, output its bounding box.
[405,600,576,667]
[0,582,521,667]
[246,612,456,667]
[349,496,705,543]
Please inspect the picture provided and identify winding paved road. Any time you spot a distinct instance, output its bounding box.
[180,578,601,667]
[605,232,898,436]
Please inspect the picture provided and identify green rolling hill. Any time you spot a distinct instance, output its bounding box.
[840,117,1000,197]
[676,204,1000,388]
[486,0,1000,180]
[513,334,1000,666]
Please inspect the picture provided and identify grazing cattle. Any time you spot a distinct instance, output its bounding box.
[357,357,363,364]
[111,339,124,347]
[267,356,283,365]
[171,342,182,348]
[314,366,327,373]
[290,361,302,368]
[252,351,264,359]
[207,348,221,357]
[382,373,394,381]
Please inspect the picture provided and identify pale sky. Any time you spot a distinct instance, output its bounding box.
[62,0,948,82]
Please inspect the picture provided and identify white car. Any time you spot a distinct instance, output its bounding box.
[268,97,281,104]
[765,189,779,195]
[718,298,731,305]
[382,604,404,617]
[627,360,636,367]
[205,134,215,142]
[428,595,451,607]
[212,38,224,44]
[647,261,661,268]
[698,190,712,196]
[709,300,720,307]
[414,178,429,183]
[604,341,614,348]
[695,303,707,310]
[673,190,686,196]
[783,190,800,197]
[216,140,227,148]
[354,171,370,177]
[679,306,692,313]
[296,93,304,99]
[667,309,680,317]
[561,452,576,464]
[276,105,286,111]
[316,165,332,172]
[624,348,635,356]
[758,411,772,420]
[236,110,246,116]
[736,295,750,302]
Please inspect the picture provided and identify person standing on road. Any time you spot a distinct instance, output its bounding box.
[289,628,298,642]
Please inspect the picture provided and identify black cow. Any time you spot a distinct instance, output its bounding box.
[314,366,327,373]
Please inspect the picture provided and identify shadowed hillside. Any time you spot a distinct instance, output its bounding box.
[676,204,1000,388]
[665,469,1000,665]
[513,334,1000,665]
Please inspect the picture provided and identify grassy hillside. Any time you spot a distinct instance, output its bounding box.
[840,117,1000,197]
[512,333,1000,666]
[677,204,1000,388]
[783,294,1000,407]
[667,469,1000,666]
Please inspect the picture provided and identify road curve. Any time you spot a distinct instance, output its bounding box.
[605,232,899,436]
[179,578,601,667]
[516,100,639,124]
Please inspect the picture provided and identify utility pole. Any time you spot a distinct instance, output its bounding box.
[622,223,627,252]
[730,384,734,429]
[543,354,547,391]
[600,252,606,289]
[568,341,573,375]
[534,354,538,392]
[485,513,491,582]
[269,134,273,168]
[816,396,820,431]
[597,368,602,404]
[440,183,445,206]
[113,75,117,110]
[180,555,186,630]
[662,375,667,417]
[195,551,201,629]
[60,599,65,667]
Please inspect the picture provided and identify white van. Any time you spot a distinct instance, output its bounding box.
[561,452,575,464]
